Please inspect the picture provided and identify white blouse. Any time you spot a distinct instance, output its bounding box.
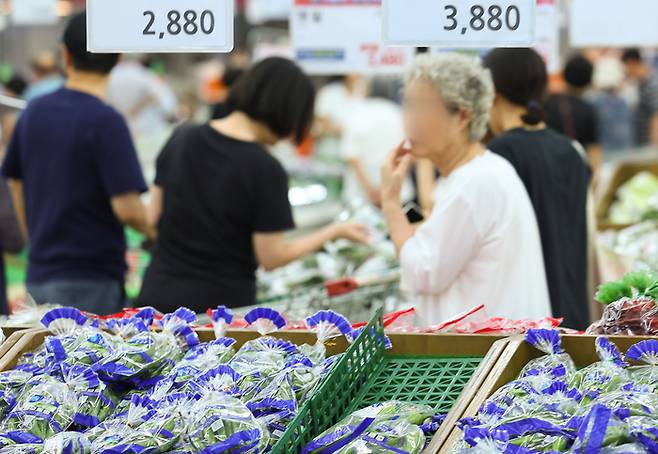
[400,151,551,325]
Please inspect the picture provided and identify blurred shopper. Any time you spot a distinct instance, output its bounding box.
[313,75,362,159]
[545,55,602,173]
[621,49,658,147]
[139,58,369,313]
[24,52,64,102]
[1,75,28,150]
[108,57,178,183]
[211,67,244,120]
[341,77,413,207]
[0,180,24,315]
[590,57,634,155]
[380,54,550,324]
[108,58,177,137]
[1,12,151,315]
[484,48,591,330]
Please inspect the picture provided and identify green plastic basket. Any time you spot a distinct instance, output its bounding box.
[270,308,483,453]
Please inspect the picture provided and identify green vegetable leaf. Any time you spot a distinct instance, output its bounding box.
[595,281,633,305]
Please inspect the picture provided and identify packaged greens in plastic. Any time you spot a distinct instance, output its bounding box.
[570,404,632,453]
[626,340,658,391]
[59,364,119,429]
[99,307,199,385]
[230,308,296,400]
[571,337,630,401]
[302,310,353,366]
[0,366,44,418]
[519,330,576,379]
[42,432,90,454]
[0,444,43,454]
[151,338,237,399]
[302,401,433,454]
[627,416,658,452]
[2,381,78,441]
[187,367,268,454]
[210,306,233,339]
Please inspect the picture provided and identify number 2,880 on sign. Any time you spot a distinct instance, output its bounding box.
[142,10,215,39]
[443,4,520,35]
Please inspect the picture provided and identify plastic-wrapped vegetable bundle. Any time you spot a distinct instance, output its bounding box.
[210,306,233,340]
[0,366,44,417]
[42,432,90,454]
[99,308,199,386]
[186,367,268,454]
[150,338,237,400]
[569,404,633,453]
[571,337,630,402]
[59,364,119,429]
[40,308,116,370]
[302,401,434,454]
[519,330,576,379]
[626,340,658,391]
[302,310,353,366]
[229,309,296,400]
[0,444,43,454]
[1,381,78,441]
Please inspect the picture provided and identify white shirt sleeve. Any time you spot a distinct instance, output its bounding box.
[400,193,483,295]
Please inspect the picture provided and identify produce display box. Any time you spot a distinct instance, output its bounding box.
[273,309,508,454]
[0,326,41,360]
[0,317,506,453]
[596,160,658,231]
[438,335,658,453]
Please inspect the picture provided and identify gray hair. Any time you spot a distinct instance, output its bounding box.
[405,53,494,142]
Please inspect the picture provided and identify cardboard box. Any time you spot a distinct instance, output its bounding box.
[439,335,658,453]
[0,328,506,453]
[596,161,658,231]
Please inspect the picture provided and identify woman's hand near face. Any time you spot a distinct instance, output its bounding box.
[381,143,414,204]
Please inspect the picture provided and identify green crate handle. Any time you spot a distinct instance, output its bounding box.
[270,308,386,453]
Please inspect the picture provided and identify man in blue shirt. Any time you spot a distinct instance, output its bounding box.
[2,12,153,315]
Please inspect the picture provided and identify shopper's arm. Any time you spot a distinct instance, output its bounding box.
[586,144,603,178]
[111,192,155,240]
[0,180,25,253]
[6,179,27,242]
[348,158,380,206]
[147,185,164,230]
[253,222,369,272]
[380,146,415,255]
[415,159,437,215]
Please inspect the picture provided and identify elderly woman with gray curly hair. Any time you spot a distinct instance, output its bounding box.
[380,53,551,324]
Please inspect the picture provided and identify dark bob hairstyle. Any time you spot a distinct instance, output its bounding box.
[227,57,315,145]
[63,12,119,75]
[483,48,548,126]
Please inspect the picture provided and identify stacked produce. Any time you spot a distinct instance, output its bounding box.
[0,305,357,453]
[454,329,658,453]
[599,221,658,273]
[589,272,658,336]
[257,204,398,300]
[608,171,658,225]
[302,401,445,454]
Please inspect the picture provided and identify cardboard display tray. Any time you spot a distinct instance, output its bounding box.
[596,160,658,231]
[0,327,506,453]
[438,335,658,453]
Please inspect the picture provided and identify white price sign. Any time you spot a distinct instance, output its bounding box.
[383,0,535,47]
[291,0,415,75]
[87,0,234,53]
[12,0,57,25]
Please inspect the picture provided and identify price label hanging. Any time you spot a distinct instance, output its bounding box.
[383,0,535,47]
[87,0,234,53]
[291,0,414,75]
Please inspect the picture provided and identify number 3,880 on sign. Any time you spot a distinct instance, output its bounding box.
[383,0,536,47]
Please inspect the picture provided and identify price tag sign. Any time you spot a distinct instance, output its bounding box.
[291,0,415,75]
[87,0,233,53]
[383,0,535,47]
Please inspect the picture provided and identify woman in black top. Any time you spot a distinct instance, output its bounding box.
[483,49,591,330]
[139,58,368,313]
